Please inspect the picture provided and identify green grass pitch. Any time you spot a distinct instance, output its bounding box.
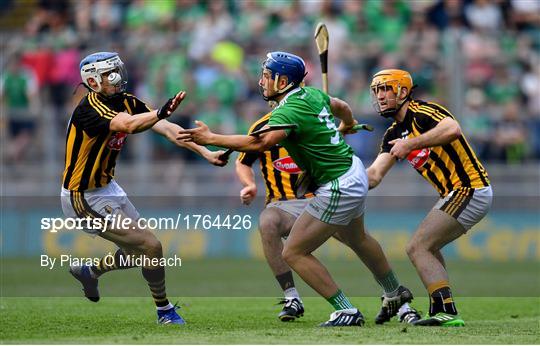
[1,258,539,343]
[1,297,538,344]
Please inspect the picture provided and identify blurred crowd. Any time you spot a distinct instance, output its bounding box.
[1,0,539,166]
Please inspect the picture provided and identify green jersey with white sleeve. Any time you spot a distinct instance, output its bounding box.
[268,86,354,185]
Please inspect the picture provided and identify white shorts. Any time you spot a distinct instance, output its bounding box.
[305,156,368,225]
[60,180,140,235]
[266,198,311,219]
[435,186,492,231]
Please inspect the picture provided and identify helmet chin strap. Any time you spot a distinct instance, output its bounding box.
[261,72,297,102]
[261,85,292,102]
[379,98,408,118]
[379,85,416,118]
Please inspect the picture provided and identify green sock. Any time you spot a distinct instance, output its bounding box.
[326,289,354,310]
[376,270,400,295]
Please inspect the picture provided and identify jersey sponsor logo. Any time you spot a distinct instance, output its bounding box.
[407,148,430,169]
[107,132,127,151]
[273,156,302,174]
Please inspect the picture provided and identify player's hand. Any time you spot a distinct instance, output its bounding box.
[338,119,358,135]
[388,138,413,160]
[157,91,186,119]
[176,120,213,145]
[240,184,257,205]
[206,150,228,167]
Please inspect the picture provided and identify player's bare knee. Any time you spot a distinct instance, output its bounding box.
[281,246,300,266]
[259,212,282,238]
[281,249,294,265]
[141,235,162,257]
[405,240,420,260]
[351,230,368,248]
[406,238,432,261]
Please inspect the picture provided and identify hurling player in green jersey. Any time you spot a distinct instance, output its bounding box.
[178,52,419,327]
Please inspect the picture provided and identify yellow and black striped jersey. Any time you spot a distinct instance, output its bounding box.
[237,113,313,204]
[380,99,490,197]
[62,92,151,191]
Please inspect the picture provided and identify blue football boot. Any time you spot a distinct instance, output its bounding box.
[69,265,99,302]
[157,303,186,325]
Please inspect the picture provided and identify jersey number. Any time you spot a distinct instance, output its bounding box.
[318,107,340,145]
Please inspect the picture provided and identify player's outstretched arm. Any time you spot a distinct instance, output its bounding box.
[110,111,160,134]
[152,119,227,166]
[388,118,462,160]
[177,120,286,152]
[110,92,186,134]
[366,153,396,190]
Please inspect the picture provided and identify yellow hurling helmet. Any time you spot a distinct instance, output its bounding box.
[370,69,414,117]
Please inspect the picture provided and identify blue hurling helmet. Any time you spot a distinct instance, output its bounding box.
[261,51,306,101]
[79,52,128,94]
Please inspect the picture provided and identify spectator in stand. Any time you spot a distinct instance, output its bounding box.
[2,0,539,166]
[491,100,528,163]
[0,56,39,162]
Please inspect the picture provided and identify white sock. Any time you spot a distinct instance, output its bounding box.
[88,266,99,279]
[156,303,174,311]
[397,302,412,319]
[284,287,300,300]
[385,287,400,298]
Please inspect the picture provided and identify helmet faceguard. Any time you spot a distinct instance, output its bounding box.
[80,52,128,94]
[370,69,413,118]
[260,51,307,101]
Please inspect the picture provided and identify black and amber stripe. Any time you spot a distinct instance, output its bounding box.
[439,187,475,218]
[93,256,113,275]
[148,277,168,306]
[69,190,105,224]
[91,249,137,277]
[408,100,490,196]
[238,113,312,204]
[142,267,169,307]
[93,256,116,275]
[88,92,117,119]
[63,92,121,191]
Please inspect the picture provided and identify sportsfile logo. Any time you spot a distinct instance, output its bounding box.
[41,213,253,232]
[41,216,109,232]
[41,215,133,232]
